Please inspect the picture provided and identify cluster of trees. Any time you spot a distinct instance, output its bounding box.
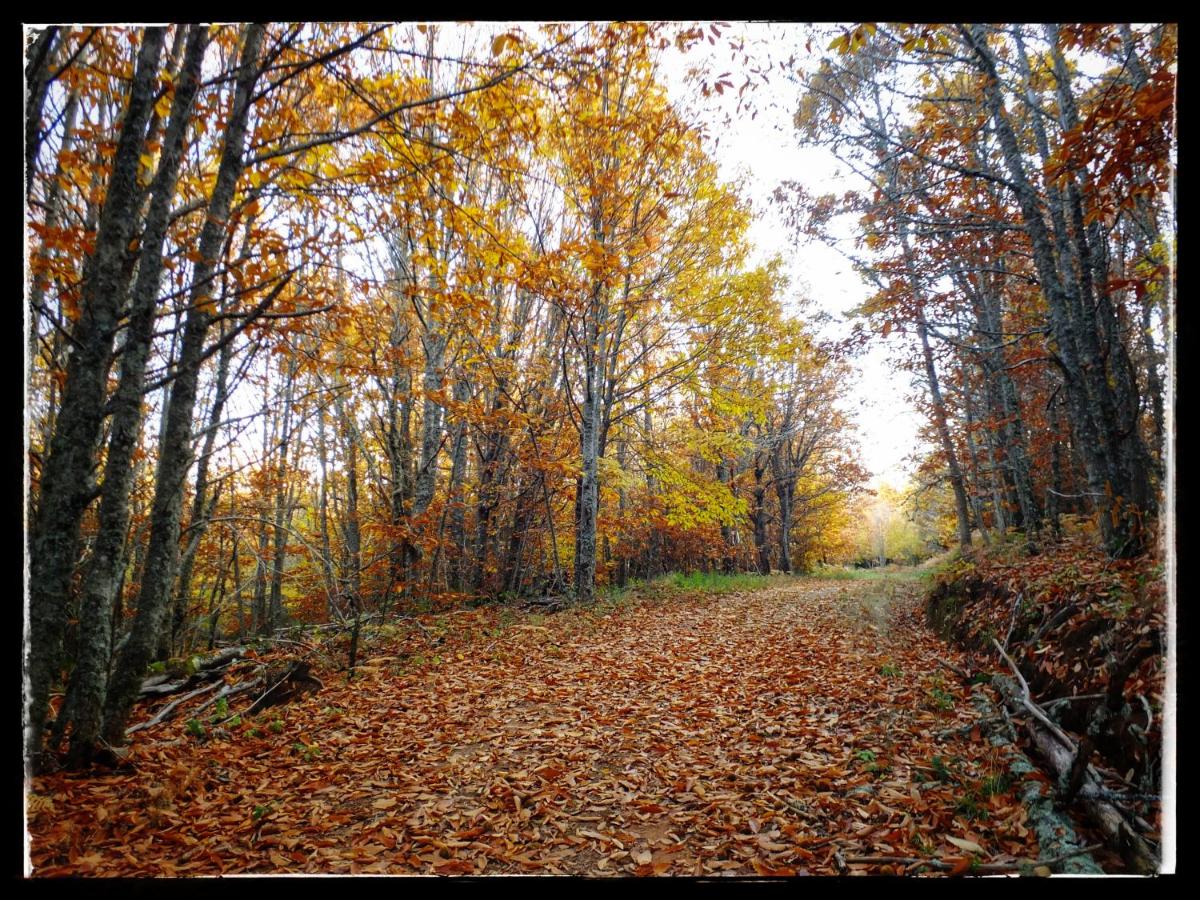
[780,23,1174,560]
[24,22,865,769]
[839,481,954,568]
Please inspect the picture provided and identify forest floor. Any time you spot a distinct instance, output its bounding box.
[28,574,1059,876]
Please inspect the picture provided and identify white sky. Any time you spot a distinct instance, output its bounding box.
[656,22,927,487]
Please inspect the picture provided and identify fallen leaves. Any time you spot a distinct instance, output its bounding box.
[28,578,1044,876]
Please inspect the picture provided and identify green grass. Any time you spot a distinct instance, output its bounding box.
[669,571,786,593]
[808,564,921,582]
[592,570,794,611]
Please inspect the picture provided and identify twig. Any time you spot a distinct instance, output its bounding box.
[937,657,972,682]
[193,676,264,718]
[125,680,224,735]
[935,716,1005,740]
[991,639,1142,795]
[1042,693,1106,711]
[210,678,265,725]
[243,667,302,718]
[395,615,439,644]
[844,842,1103,873]
[1028,596,1078,647]
[991,638,1076,751]
[1002,591,1023,652]
[1136,694,1154,736]
[764,790,819,821]
[253,635,323,654]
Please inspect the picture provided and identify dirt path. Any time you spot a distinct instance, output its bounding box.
[28,577,1043,876]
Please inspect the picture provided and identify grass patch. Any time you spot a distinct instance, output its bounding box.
[669,571,785,593]
[593,571,792,610]
[808,564,923,582]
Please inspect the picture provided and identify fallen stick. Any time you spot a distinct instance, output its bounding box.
[395,616,440,643]
[991,638,1075,751]
[242,661,323,717]
[937,658,972,682]
[137,646,247,697]
[935,716,1005,740]
[194,646,247,671]
[764,790,819,821]
[126,680,224,735]
[844,843,1103,873]
[990,639,1139,792]
[193,676,264,717]
[209,678,265,725]
[1027,597,1079,647]
[253,636,323,654]
[1002,591,1024,652]
[987,649,1159,874]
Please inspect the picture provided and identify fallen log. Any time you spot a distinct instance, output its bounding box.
[137,646,247,697]
[989,638,1159,874]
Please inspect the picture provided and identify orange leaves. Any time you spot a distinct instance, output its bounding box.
[27,578,1046,876]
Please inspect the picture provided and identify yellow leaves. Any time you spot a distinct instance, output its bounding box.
[580,243,609,279]
[154,91,172,120]
[27,794,55,815]
[945,835,985,855]
[491,32,519,57]
[138,152,156,186]
[829,23,877,55]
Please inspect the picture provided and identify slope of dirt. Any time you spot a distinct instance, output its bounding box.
[28,578,1047,876]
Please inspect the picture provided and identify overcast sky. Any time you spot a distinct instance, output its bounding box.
[657,22,927,487]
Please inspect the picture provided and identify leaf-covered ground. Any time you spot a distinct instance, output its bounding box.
[28,577,1048,876]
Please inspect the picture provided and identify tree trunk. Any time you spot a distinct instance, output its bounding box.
[53,26,208,767]
[25,26,61,200]
[963,23,1146,557]
[752,454,771,575]
[101,25,265,746]
[575,296,604,603]
[26,27,166,764]
[447,378,470,592]
[914,304,972,549]
[268,358,298,632]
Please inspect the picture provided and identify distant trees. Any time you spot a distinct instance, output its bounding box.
[783,23,1174,560]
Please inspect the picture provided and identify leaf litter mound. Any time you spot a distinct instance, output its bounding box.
[29,578,1045,876]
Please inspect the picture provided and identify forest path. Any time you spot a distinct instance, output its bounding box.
[29,576,1042,876]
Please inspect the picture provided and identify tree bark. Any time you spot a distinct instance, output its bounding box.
[25,26,61,200]
[961,23,1146,557]
[26,27,166,764]
[53,26,208,767]
[101,25,265,746]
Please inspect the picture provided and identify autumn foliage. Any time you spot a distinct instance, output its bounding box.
[26,23,865,768]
